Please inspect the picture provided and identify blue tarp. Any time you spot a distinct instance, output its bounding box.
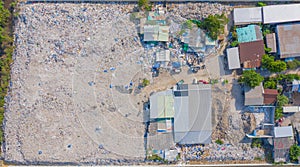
[285,57,295,62]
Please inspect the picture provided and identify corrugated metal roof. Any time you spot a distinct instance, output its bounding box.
[283,106,300,113]
[158,26,169,42]
[144,25,159,41]
[226,47,241,70]
[263,4,300,24]
[266,33,277,53]
[244,83,264,106]
[174,84,212,144]
[236,25,263,43]
[239,40,264,68]
[233,7,262,25]
[277,23,300,58]
[263,89,278,105]
[150,90,174,119]
[274,126,293,138]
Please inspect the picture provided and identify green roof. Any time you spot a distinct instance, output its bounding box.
[157,95,174,118]
[236,25,263,43]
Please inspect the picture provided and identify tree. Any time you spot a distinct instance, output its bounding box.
[200,14,229,40]
[261,54,287,73]
[275,107,283,120]
[287,60,300,70]
[269,60,287,73]
[290,144,300,162]
[264,80,276,89]
[142,78,150,87]
[239,70,264,88]
[138,0,150,11]
[277,94,289,107]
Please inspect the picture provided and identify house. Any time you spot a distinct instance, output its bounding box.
[273,126,294,163]
[236,25,263,43]
[266,33,277,53]
[239,40,265,69]
[150,90,174,120]
[263,89,278,105]
[173,84,212,144]
[263,4,300,24]
[181,27,215,52]
[244,83,264,106]
[233,7,262,25]
[276,23,300,58]
[226,47,241,70]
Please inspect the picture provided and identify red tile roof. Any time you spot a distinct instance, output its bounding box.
[239,40,265,68]
[264,89,278,104]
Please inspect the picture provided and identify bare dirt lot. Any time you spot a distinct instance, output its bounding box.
[4,3,146,165]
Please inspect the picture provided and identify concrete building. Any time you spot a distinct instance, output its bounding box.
[233,7,262,25]
[226,47,240,70]
[276,23,300,58]
[173,84,212,144]
[263,4,300,24]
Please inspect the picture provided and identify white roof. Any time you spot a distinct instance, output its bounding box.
[233,7,262,25]
[226,47,241,69]
[263,4,300,24]
[156,50,170,62]
[274,126,293,138]
[283,106,300,113]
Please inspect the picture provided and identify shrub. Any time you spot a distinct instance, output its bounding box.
[275,107,283,120]
[290,144,300,162]
[251,138,262,148]
[142,78,150,87]
[230,40,239,47]
[257,2,267,7]
[277,94,289,107]
[215,139,223,145]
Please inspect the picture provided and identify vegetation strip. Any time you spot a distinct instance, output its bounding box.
[0,0,14,146]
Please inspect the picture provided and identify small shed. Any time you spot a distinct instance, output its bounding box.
[274,126,293,138]
[283,106,300,113]
[266,33,277,53]
[226,47,241,70]
[156,50,170,62]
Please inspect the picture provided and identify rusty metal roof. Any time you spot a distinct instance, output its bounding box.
[239,40,265,68]
[277,23,300,58]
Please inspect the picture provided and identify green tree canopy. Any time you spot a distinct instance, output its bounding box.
[290,144,300,162]
[199,14,229,40]
[138,0,150,11]
[262,54,287,73]
[287,60,300,70]
[277,94,289,107]
[264,80,276,89]
[239,70,264,88]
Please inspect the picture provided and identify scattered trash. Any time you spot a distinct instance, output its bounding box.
[110,67,116,71]
[88,81,95,86]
